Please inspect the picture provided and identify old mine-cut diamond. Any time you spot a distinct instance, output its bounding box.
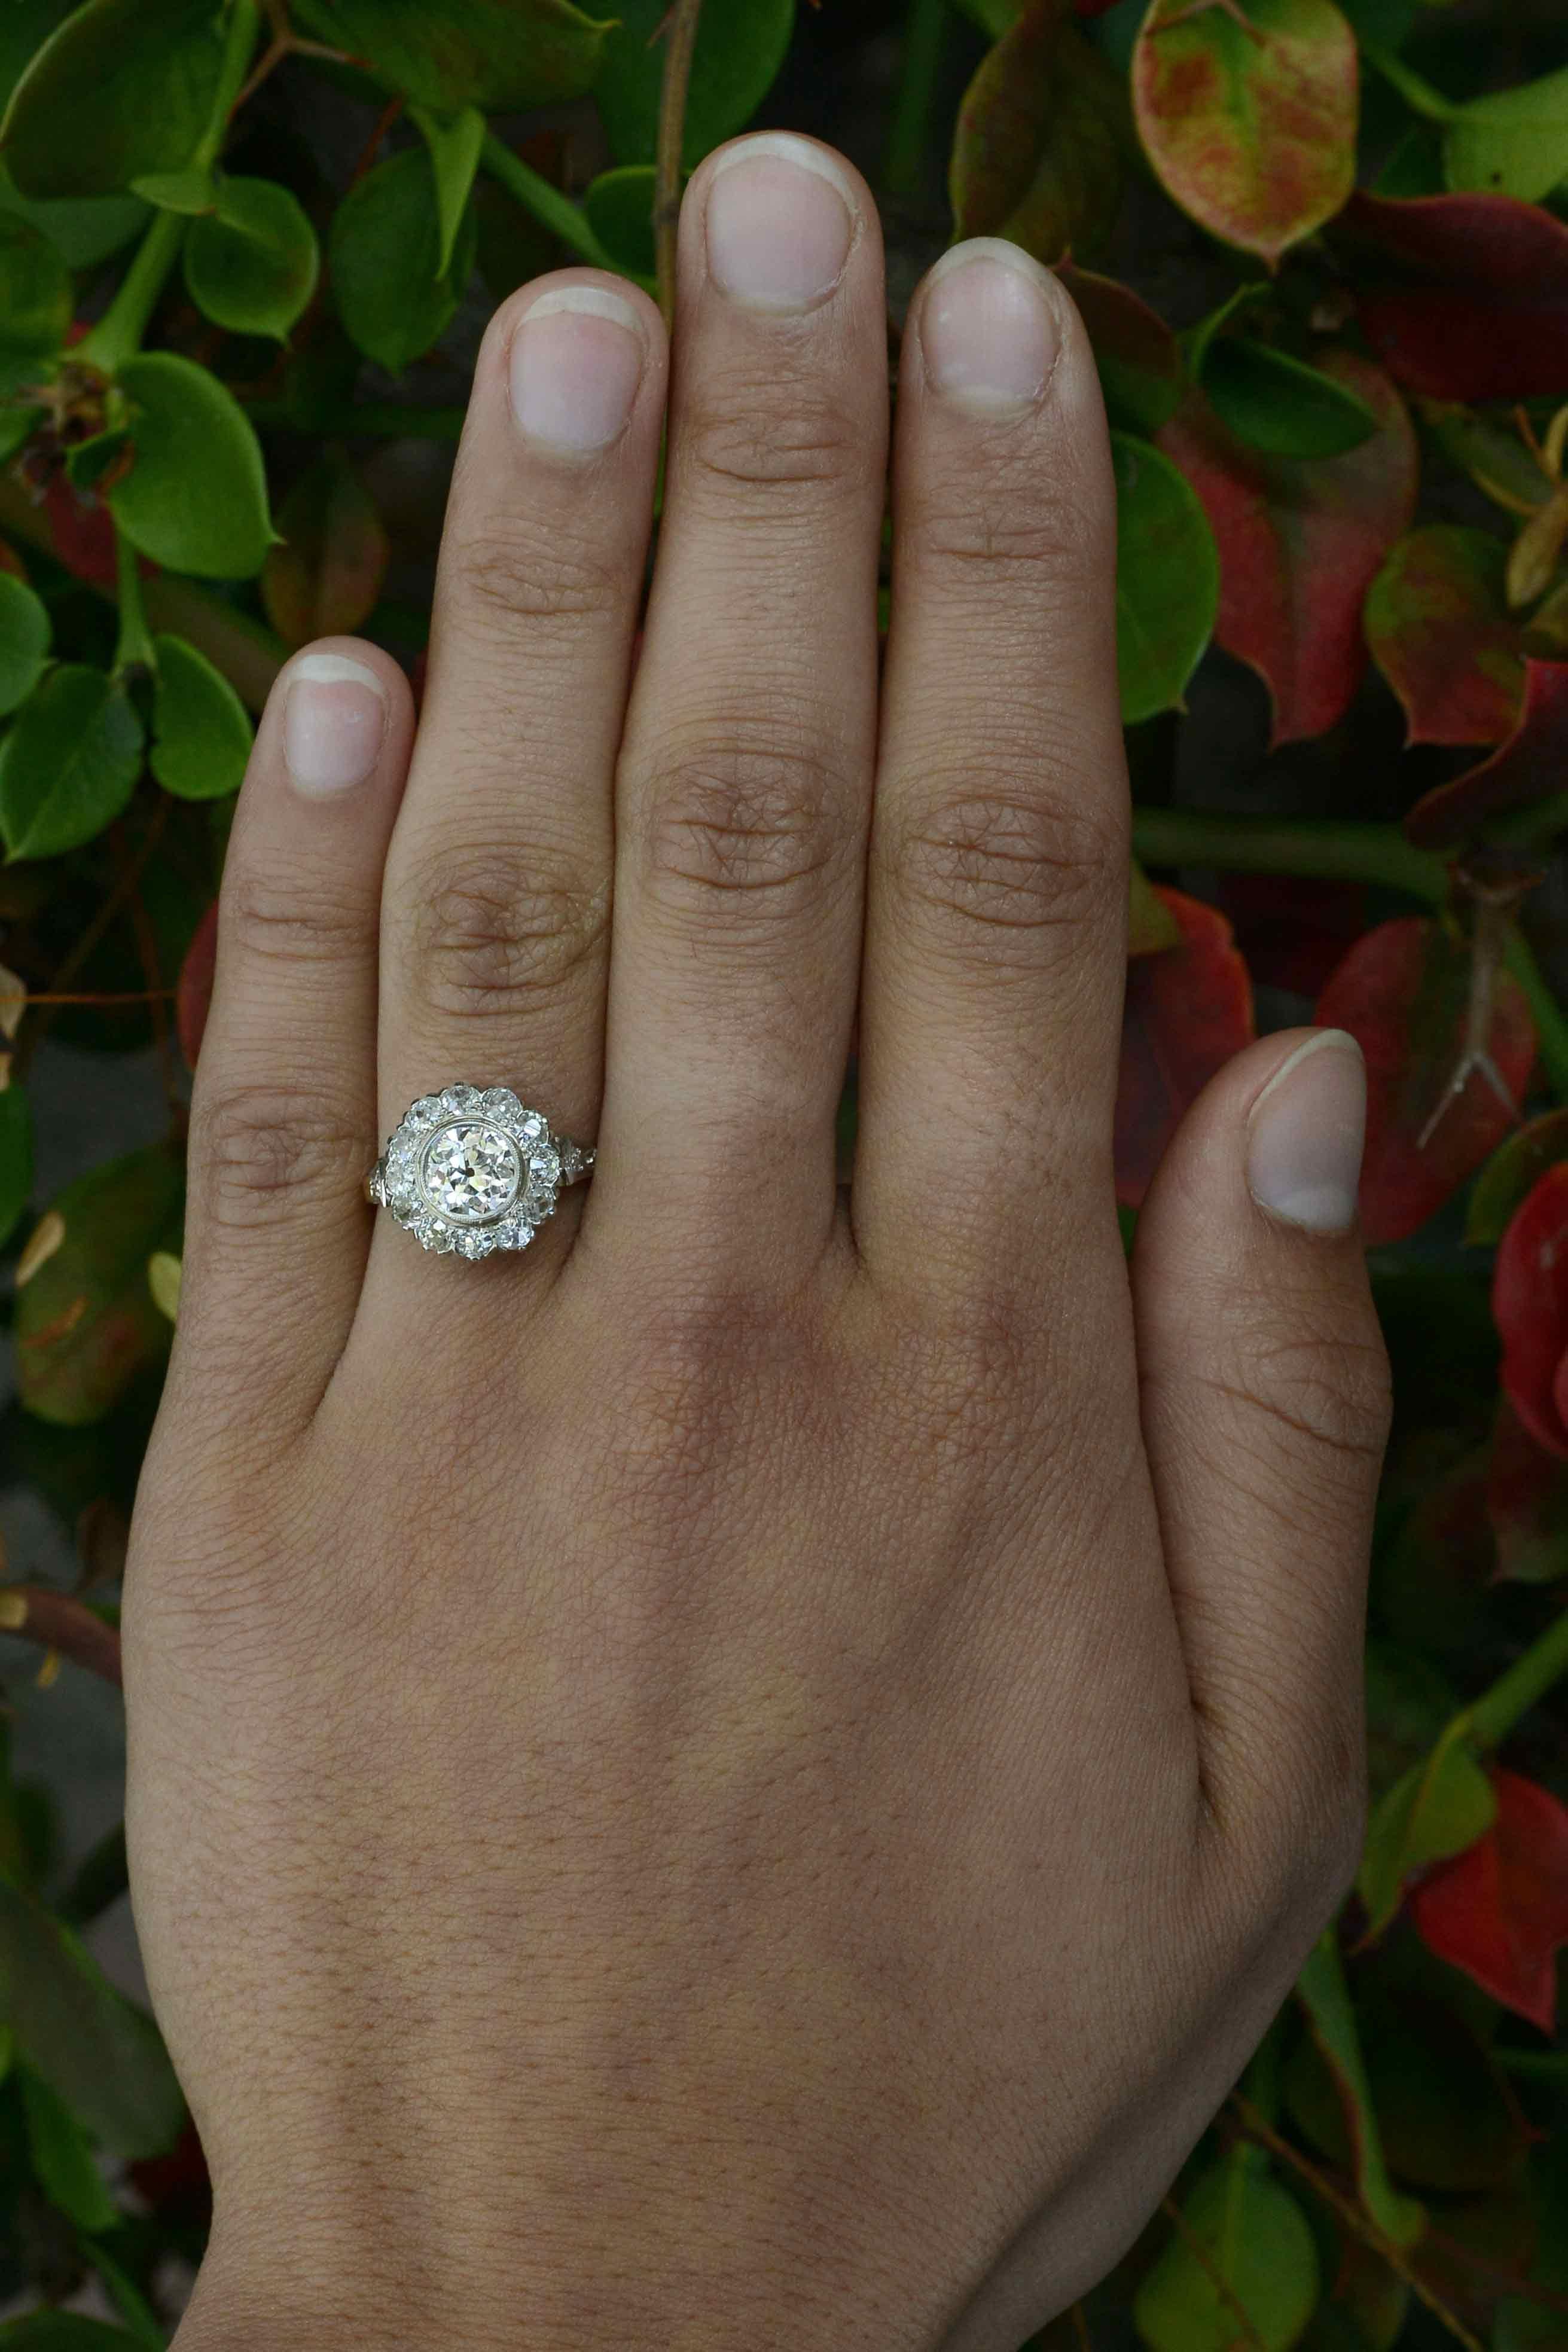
[419,1122,521,1224]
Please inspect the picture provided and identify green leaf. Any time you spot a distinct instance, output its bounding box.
[0,667,142,862]
[0,211,68,363]
[184,175,319,340]
[78,2241,166,2352]
[1134,2143,1320,2352]
[0,1085,32,1249]
[1293,1932,1426,2247]
[129,164,216,213]
[150,633,252,800]
[1468,1112,1568,1246]
[411,105,485,277]
[582,164,658,282]
[1060,264,1183,435]
[1286,1989,1529,2193]
[107,351,273,579]
[0,168,148,268]
[950,0,1132,266]
[0,571,50,716]
[0,1872,182,2153]
[20,2066,117,2232]
[1201,338,1382,459]
[329,145,475,374]
[1356,1725,1496,1939]
[12,1140,184,1425]
[0,0,227,201]
[292,0,610,111]
[1445,66,1568,205]
[1112,429,1219,724]
[0,2,74,115]
[596,0,796,170]
[261,454,389,647]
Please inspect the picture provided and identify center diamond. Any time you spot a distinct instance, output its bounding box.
[420,1122,521,1224]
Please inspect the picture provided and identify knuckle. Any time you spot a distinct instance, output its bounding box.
[443,513,625,633]
[222,864,370,972]
[638,727,856,921]
[908,465,1103,599]
[679,378,862,515]
[400,838,609,1019]
[190,1080,365,1229]
[887,780,1120,960]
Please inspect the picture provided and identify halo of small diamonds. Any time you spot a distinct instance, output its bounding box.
[371,1084,585,1256]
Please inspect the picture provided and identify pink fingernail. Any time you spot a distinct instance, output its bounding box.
[510,284,646,454]
[283,654,388,796]
[920,239,1060,413]
[1247,1031,1366,1234]
[704,133,857,314]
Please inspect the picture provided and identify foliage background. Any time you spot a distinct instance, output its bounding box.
[1,0,1567,2344]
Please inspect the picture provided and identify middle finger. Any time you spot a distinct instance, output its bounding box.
[591,135,888,1288]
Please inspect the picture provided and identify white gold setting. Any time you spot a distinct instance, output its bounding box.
[365,1085,593,1258]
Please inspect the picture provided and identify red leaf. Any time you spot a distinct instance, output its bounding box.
[175,898,218,1073]
[1215,871,1368,997]
[1333,192,1568,402]
[1493,1163,1568,1459]
[1314,916,1536,1244]
[1158,355,1418,745]
[0,539,27,583]
[1405,661,1568,852]
[1487,1395,1568,1583]
[1114,885,1255,1206]
[42,476,119,589]
[1409,1767,1568,2033]
[261,454,390,650]
[1364,526,1526,749]
[1131,0,1357,268]
[1058,263,1182,434]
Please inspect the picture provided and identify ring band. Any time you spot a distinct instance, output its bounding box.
[365,1084,594,1258]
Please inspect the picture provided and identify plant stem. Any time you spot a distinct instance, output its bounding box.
[479,131,628,279]
[1468,1606,1568,1751]
[0,1588,121,1688]
[1130,807,1447,904]
[1506,929,1568,1101]
[78,0,260,376]
[884,0,949,201]
[654,0,704,327]
[1360,40,1458,123]
[77,210,185,377]
[111,529,155,677]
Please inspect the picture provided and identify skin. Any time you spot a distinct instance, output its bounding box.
[124,142,1391,2352]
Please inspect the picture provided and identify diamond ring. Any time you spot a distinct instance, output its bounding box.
[365,1085,594,1258]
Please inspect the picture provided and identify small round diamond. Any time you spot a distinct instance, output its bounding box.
[419,1122,521,1224]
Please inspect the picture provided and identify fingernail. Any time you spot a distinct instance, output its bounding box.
[510,284,645,454]
[283,654,388,797]
[705,133,857,314]
[920,239,1060,414]
[1247,1031,1366,1235]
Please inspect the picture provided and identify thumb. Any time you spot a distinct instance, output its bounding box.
[1131,1026,1391,1877]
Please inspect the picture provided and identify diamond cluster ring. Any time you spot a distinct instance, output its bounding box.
[365,1085,594,1258]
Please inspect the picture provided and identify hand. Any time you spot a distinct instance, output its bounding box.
[125,135,1390,2352]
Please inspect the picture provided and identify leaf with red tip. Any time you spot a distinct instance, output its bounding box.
[1332,192,1568,402]
[950,0,1131,266]
[1409,1768,1568,2033]
[1314,916,1536,1244]
[1493,1163,1568,1458]
[1114,884,1255,1206]
[1058,263,1183,435]
[1158,354,1418,745]
[175,897,217,1073]
[1405,660,1568,851]
[1487,1397,1568,1584]
[261,455,389,650]
[1365,526,1526,749]
[1131,0,1357,268]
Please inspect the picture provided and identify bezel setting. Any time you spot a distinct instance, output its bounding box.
[371,1085,570,1258]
